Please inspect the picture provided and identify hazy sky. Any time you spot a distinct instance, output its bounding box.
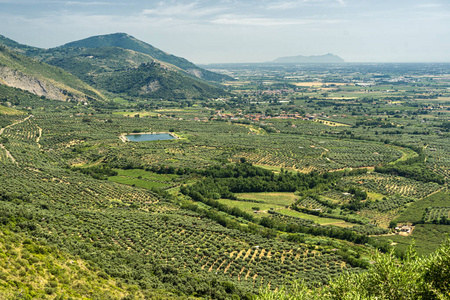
[1,0,449,64]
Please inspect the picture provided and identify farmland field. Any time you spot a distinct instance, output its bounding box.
[238,192,298,206]
[0,60,449,299]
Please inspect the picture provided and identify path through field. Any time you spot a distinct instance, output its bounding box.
[0,114,33,164]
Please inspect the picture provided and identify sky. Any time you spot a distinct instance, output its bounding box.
[0,0,449,64]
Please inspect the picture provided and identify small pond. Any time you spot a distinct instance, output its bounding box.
[125,133,176,142]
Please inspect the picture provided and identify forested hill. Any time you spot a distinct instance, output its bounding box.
[92,61,229,100]
[0,34,230,101]
[41,46,228,100]
[59,33,231,82]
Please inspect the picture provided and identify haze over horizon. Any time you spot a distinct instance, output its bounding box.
[1,0,449,64]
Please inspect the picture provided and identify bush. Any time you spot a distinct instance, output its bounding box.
[258,237,450,300]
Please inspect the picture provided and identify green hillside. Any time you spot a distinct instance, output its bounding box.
[43,46,181,79]
[59,33,231,82]
[41,46,227,100]
[0,228,154,299]
[94,61,227,100]
[0,35,229,101]
[0,46,106,102]
[0,104,23,116]
[0,34,41,55]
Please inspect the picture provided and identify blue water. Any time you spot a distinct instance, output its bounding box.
[126,133,176,142]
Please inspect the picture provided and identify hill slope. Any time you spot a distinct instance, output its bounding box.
[0,35,41,55]
[43,46,228,100]
[0,227,182,299]
[0,45,106,102]
[60,33,231,82]
[0,34,229,101]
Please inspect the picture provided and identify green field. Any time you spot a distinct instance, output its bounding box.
[395,191,449,224]
[366,192,385,201]
[390,145,418,164]
[217,199,282,217]
[276,208,354,226]
[108,169,179,190]
[107,175,169,189]
[218,193,355,226]
[237,192,298,206]
[114,169,179,181]
[0,104,24,115]
[218,193,298,218]
[1,43,449,299]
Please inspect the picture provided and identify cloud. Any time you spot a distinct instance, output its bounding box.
[265,1,299,10]
[142,2,198,16]
[415,3,441,8]
[265,0,344,10]
[65,1,122,5]
[141,1,231,18]
[211,14,342,26]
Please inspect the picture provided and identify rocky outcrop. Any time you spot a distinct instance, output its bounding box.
[187,68,203,79]
[140,80,161,93]
[0,66,69,101]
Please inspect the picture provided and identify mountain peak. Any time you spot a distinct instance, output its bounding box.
[59,33,229,82]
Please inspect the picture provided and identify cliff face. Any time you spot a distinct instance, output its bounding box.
[0,67,73,101]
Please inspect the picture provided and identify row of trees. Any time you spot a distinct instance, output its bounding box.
[375,148,445,184]
[181,163,371,245]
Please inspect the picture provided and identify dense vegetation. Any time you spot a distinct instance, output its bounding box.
[58,33,231,82]
[258,238,450,300]
[0,35,449,299]
[94,62,227,100]
[43,47,228,100]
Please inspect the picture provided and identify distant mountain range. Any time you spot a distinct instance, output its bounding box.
[273,53,345,63]
[0,33,230,102]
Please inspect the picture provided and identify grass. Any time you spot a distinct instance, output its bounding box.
[218,191,355,227]
[320,196,342,204]
[113,97,131,105]
[108,176,169,190]
[108,169,179,190]
[390,145,418,164]
[0,228,133,299]
[114,169,178,181]
[252,164,284,173]
[367,192,385,201]
[276,208,353,226]
[0,105,24,116]
[217,199,281,217]
[237,192,298,206]
[217,193,297,218]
